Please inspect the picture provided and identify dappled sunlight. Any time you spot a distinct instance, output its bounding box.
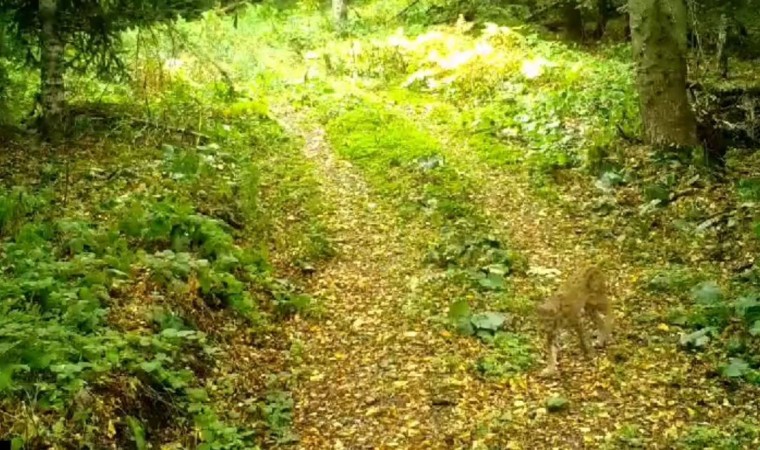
[520,57,555,79]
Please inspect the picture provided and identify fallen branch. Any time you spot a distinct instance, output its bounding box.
[70,106,211,142]
[127,116,211,142]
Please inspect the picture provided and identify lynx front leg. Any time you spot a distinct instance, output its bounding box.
[573,319,594,358]
[592,310,613,347]
[540,330,559,376]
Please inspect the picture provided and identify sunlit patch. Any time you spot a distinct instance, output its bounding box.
[387,28,407,47]
[520,57,554,79]
[163,58,185,73]
[454,14,474,33]
[475,42,494,57]
[304,51,320,60]
[415,31,445,47]
[402,69,436,88]
[440,75,457,85]
[349,40,363,57]
[438,50,475,70]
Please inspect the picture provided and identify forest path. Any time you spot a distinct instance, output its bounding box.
[257,60,759,449]
[271,103,469,448]
[268,95,619,449]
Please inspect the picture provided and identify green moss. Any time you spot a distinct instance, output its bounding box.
[324,99,478,222]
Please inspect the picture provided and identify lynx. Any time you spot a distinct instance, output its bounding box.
[537,264,612,375]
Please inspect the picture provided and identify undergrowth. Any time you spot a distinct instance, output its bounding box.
[0,44,329,448]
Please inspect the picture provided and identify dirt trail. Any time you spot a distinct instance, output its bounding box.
[273,105,468,449]
[268,95,760,448]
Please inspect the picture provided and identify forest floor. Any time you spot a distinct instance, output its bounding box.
[4,5,760,449]
[252,61,760,448]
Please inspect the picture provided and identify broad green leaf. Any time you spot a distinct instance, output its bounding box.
[454,319,475,336]
[471,312,506,332]
[485,264,509,276]
[11,437,24,450]
[749,320,760,336]
[722,358,750,378]
[476,330,495,342]
[186,387,209,402]
[289,294,312,310]
[545,395,569,412]
[448,299,470,321]
[691,282,722,305]
[679,328,713,348]
[161,328,179,338]
[595,171,624,191]
[139,360,162,373]
[735,295,760,323]
[478,273,506,291]
[0,365,14,391]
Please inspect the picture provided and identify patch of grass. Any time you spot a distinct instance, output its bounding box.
[474,332,536,379]
[643,266,709,296]
[305,16,639,177]
[602,424,645,449]
[322,96,477,223]
[674,421,760,450]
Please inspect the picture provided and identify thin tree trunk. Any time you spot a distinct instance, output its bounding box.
[563,0,585,41]
[594,0,610,38]
[332,0,348,30]
[39,0,65,140]
[630,0,697,147]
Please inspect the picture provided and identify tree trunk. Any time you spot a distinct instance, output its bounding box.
[594,0,610,38]
[331,0,347,30]
[563,1,585,41]
[39,0,65,140]
[630,0,697,147]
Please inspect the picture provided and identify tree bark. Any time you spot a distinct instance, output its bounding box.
[594,0,610,38]
[39,0,66,140]
[630,0,697,147]
[332,0,348,30]
[562,0,585,41]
